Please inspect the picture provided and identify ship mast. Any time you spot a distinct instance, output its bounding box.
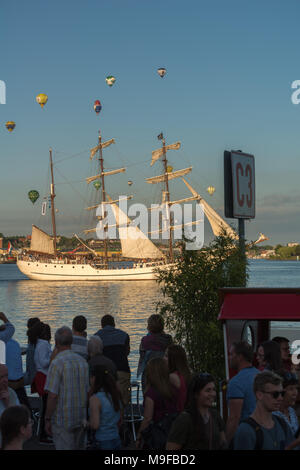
[98,132,108,268]
[49,148,57,255]
[161,135,174,262]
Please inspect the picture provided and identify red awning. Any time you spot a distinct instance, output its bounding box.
[218,288,300,321]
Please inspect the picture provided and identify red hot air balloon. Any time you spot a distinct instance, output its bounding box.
[94,100,102,114]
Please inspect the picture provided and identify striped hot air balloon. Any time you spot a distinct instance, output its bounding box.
[5,121,16,132]
[207,186,215,196]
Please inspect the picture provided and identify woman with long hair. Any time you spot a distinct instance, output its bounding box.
[136,357,179,449]
[256,340,282,372]
[166,373,227,450]
[0,405,33,450]
[165,344,191,412]
[88,364,122,450]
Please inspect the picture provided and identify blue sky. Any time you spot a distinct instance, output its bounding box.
[1,0,300,245]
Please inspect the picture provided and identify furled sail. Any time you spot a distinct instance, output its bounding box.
[181,178,238,240]
[86,168,126,184]
[109,198,164,259]
[151,141,181,166]
[90,138,115,160]
[146,167,192,185]
[30,225,55,254]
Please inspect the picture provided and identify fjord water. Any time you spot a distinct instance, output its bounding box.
[1,259,300,376]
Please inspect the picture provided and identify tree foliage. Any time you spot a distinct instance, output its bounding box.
[156,231,248,381]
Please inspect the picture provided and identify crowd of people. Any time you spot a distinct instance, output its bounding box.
[0,310,300,451]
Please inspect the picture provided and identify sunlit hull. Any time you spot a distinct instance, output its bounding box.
[17,259,172,281]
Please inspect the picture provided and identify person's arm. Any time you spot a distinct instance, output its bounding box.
[89,395,101,430]
[285,436,300,451]
[166,441,182,450]
[219,431,227,449]
[45,392,58,436]
[225,399,244,444]
[136,396,154,448]
[0,313,15,343]
[169,372,181,389]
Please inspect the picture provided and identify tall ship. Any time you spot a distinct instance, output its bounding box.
[17,133,268,281]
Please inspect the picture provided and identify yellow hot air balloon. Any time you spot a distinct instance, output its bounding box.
[207,186,215,196]
[166,166,173,173]
[36,93,48,108]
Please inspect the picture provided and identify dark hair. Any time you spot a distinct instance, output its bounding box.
[166,344,191,386]
[27,321,43,346]
[101,315,115,328]
[147,314,164,334]
[72,315,87,332]
[261,340,282,371]
[275,369,298,388]
[27,317,40,329]
[40,323,51,342]
[272,336,289,345]
[145,357,174,401]
[232,341,253,363]
[90,364,120,412]
[0,405,30,448]
[185,373,215,441]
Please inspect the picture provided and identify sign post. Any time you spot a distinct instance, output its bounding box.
[224,150,255,255]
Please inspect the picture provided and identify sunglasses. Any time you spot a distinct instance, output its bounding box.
[262,390,285,399]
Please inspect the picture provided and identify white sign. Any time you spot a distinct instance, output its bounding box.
[231,151,255,218]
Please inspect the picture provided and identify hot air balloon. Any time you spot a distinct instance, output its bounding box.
[128,180,133,186]
[28,190,40,204]
[5,121,16,132]
[106,76,116,87]
[94,100,102,114]
[207,186,215,196]
[36,93,48,108]
[93,181,101,190]
[157,67,166,78]
[166,166,173,173]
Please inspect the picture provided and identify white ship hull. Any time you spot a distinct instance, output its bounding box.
[17,258,171,281]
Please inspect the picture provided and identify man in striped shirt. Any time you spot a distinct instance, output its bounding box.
[44,326,89,450]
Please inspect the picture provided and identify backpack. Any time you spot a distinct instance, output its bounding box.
[242,415,289,450]
[141,411,178,450]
